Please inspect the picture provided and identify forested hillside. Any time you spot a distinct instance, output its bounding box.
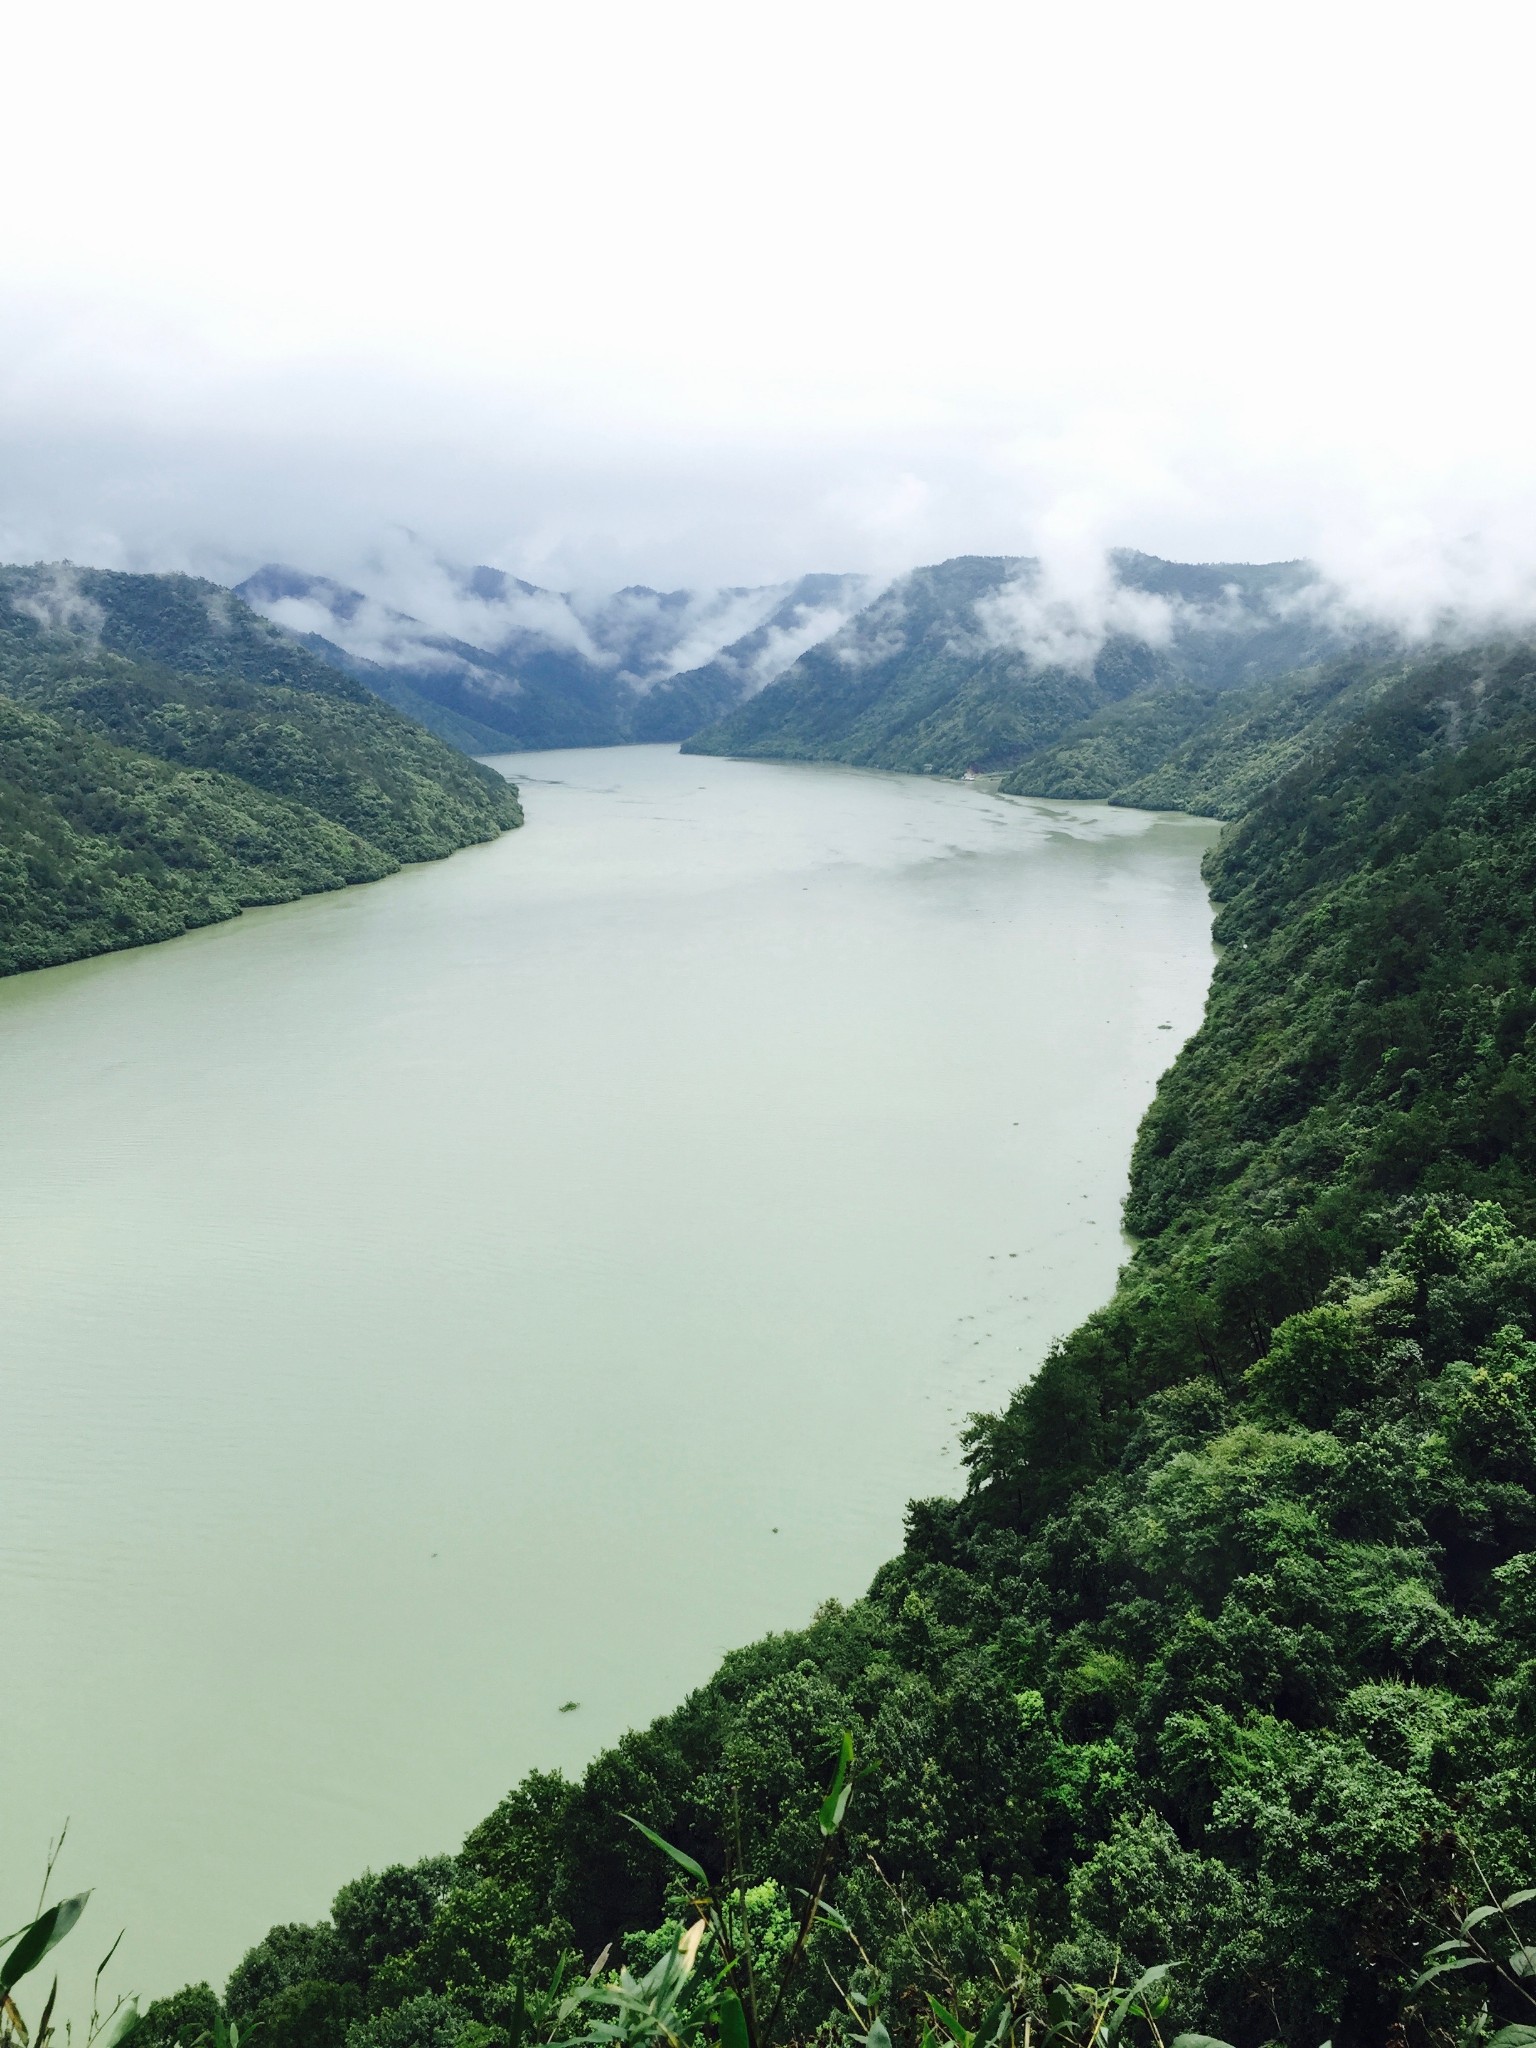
[0,566,521,974]
[241,549,1364,772]
[137,638,1536,2048]
[999,651,1398,815]
[684,554,1352,775]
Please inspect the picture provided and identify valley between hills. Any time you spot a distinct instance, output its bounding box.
[5,549,1536,2048]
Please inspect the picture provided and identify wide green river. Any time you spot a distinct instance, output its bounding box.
[0,746,1218,2006]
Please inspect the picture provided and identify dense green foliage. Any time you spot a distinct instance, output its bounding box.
[685,555,1348,777]
[685,558,1170,775]
[1000,651,1403,817]
[144,638,1536,2048]
[0,566,521,975]
[299,643,529,757]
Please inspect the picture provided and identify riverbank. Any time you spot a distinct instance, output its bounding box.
[2,747,1218,1999]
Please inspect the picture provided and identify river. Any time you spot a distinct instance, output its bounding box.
[0,745,1218,2006]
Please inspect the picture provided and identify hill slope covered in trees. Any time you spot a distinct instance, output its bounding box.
[0,565,521,974]
[683,554,1355,776]
[140,638,1536,2048]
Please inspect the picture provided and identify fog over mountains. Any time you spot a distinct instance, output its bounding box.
[687,551,1359,775]
[235,560,876,752]
[234,546,1376,775]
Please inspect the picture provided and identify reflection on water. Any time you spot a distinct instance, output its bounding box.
[0,746,1218,2001]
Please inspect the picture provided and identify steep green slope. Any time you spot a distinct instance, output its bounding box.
[1127,643,1536,1237]
[292,632,525,755]
[685,554,1349,776]
[0,694,396,973]
[148,642,1536,2048]
[994,684,1223,801]
[0,566,522,974]
[1001,651,1399,816]
[684,557,1177,773]
[1,564,382,698]
[630,573,876,743]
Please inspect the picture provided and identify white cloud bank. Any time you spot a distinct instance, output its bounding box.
[975,554,1184,674]
[1,0,1535,636]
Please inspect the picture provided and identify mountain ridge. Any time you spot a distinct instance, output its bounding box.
[236,562,874,752]
[0,563,521,975]
[683,550,1356,777]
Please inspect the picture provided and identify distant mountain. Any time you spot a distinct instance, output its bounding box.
[0,564,520,975]
[628,573,876,741]
[235,563,874,752]
[683,551,1358,777]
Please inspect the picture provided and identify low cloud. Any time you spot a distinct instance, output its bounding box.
[581,583,794,686]
[361,540,609,664]
[969,525,1536,678]
[831,586,908,670]
[744,598,870,690]
[239,540,878,697]
[1306,524,1536,648]
[975,555,1182,672]
[8,562,106,639]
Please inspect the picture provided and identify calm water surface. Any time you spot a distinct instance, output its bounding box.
[0,746,1218,2001]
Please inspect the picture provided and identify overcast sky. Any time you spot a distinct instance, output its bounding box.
[3,0,1534,613]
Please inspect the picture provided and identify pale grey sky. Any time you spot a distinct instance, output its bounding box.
[3,0,1534,617]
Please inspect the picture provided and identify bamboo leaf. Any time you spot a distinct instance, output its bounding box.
[1503,1895,1536,1915]
[979,1998,1010,2047]
[1487,2029,1536,2048]
[0,1900,90,2000]
[621,1817,709,1889]
[1409,1957,1484,1993]
[1464,1907,1501,1933]
[94,2006,138,2048]
[1127,1966,1174,1998]
[925,1995,969,2048]
[819,1733,856,1839]
[36,1980,57,2048]
[719,1993,749,2048]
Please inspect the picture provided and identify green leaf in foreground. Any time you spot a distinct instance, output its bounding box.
[718,1991,749,2048]
[819,1730,855,1838]
[0,1896,90,1997]
[621,1816,710,1890]
[95,2002,140,2048]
